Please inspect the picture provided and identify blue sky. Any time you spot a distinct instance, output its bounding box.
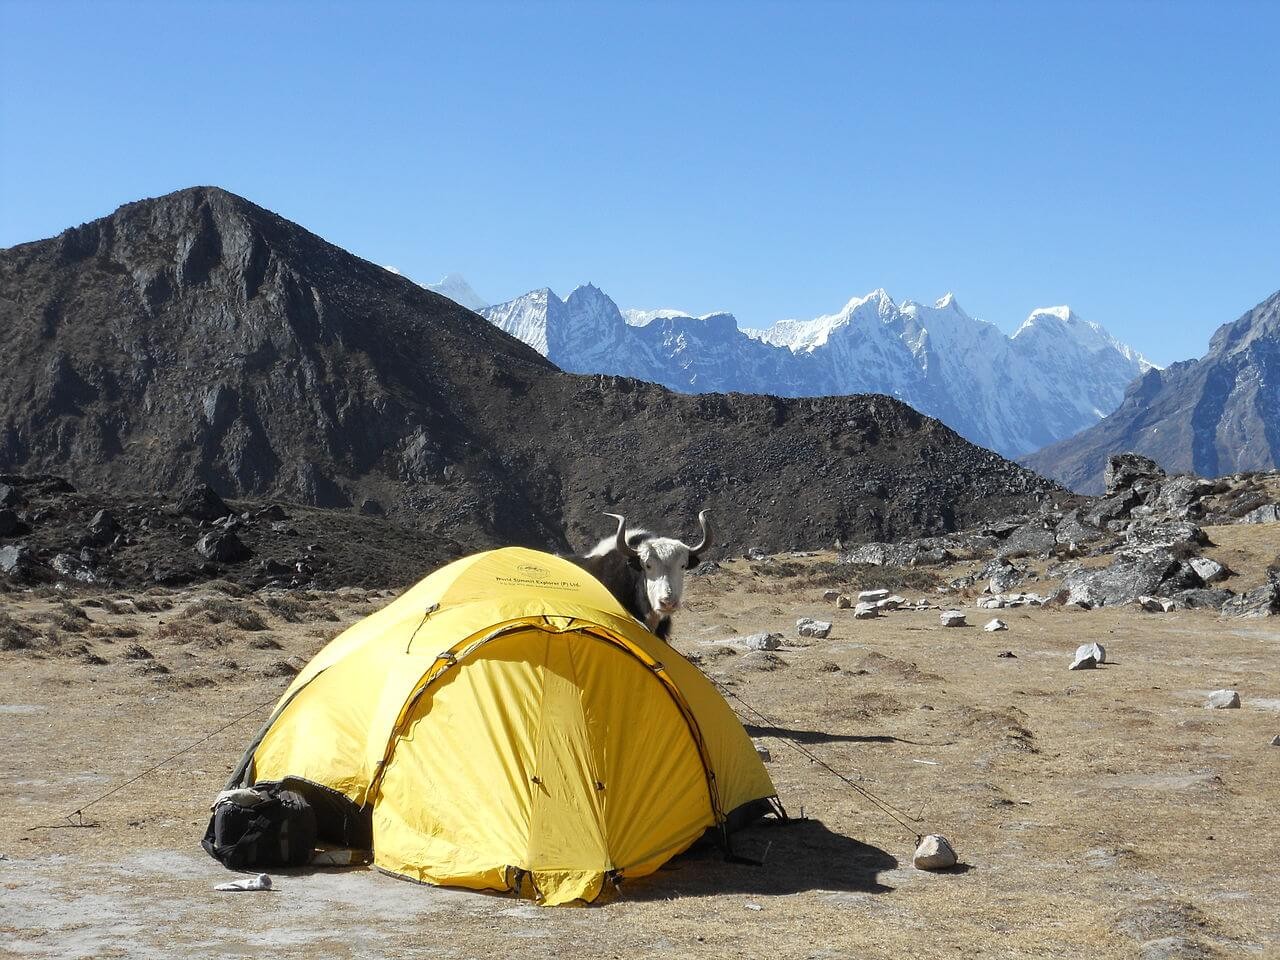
[2,0,1277,365]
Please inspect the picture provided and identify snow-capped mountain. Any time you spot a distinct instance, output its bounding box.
[481,285,1155,458]
[381,269,489,311]
[424,273,488,312]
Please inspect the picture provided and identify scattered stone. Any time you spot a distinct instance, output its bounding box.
[982,557,1025,593]
[822,589,840,602]
[1137,595,1171,613]
[996,650,1017,658]
[745,547,770,561]
[853,602,878,620]
[1069,654,1098,670]
[857,589,890,603]
[1205,689,1240,709]
[912,834,958,871]
[836,595,853,609]
[754,742,772,763]
[1270,735,1280,747]
[1186,557,1228,584]
[984,618,1007,632]
[878,595,906,610]
[195,530,250,563]
[796,618,832,639]
[939,610,966,628]
[690,560,721,576]
[735,632,783,651]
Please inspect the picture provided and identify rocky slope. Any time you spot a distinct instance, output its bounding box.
[0,187,1058,556]
[482,285,1152,459]
[1024,290,1280,492]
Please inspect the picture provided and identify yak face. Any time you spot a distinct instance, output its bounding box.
[630,535,700,616]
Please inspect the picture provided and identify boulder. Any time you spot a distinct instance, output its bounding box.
[1169,588,1234,610]
[1053,509,1106,546]
[86,508,120,545]
[997,522,1057,559]
[1221,584,1280,618]
[1124,520,1208,553]
[983,618,1008,632]
[1062,549,1199,608]
[853,602,879,620]
[0,508,18,536]
[912,834,958,871]
[1187,556,1228,584]
[1136,595,1170,612]
[982,557,1025,593]
[51,552,97,583]
[1105,452,1166,496]
[1075,641,1106,664]
[795,618,832,639]
[940,610,966,628]
[0,483,23,508]
[1084,489,1141,528]
[195,529,250,563]
[0,543,32,577]
[171,483,231,522]
[1239,503,1280,524]
[876,595,905,611]
[1153,475,1214,518]
[1205,689,1240,709]
[857,589,890,603]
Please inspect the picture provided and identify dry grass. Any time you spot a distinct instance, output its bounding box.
[177,597,267,632]
[748,558,941,594]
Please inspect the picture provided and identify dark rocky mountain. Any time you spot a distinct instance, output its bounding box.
[0,187,1058,555]
[1023,291,1280,493]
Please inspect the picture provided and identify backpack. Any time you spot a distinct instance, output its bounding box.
[201,783,317,869]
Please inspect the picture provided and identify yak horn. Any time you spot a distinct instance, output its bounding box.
[603,513,639,558]
[687,510,713,554]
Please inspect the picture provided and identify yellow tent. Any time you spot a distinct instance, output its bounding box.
[230,547,780,904]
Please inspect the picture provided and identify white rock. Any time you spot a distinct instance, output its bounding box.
[984,618,1008,632]
[858,589,891,602]
[1189,556,1228,584]
[1205,689,1240,709]
[796,618,832,639]
[836,595,853,609]
[979,597,1005,609]
[940,610,966,627]
[1270,735,1280,747]
[912,834,958,870]
[1075,642,1106,664]
[853,602,879,620]
[883,594,906,608]
[739,632,782,651]
[1069,654,1098,670]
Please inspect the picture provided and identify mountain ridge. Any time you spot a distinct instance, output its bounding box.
[0,186,1060,553]
[481,283,1153,458]
[1021,289,1280,492]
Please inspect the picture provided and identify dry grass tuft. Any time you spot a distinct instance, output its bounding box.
[178,597,267,631]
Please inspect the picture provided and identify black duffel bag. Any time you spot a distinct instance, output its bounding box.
[202,783,317,869]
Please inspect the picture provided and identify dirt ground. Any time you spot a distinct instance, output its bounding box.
[3,547,1279,959]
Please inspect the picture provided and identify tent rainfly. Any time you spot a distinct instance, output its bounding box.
[227,547,782,904]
